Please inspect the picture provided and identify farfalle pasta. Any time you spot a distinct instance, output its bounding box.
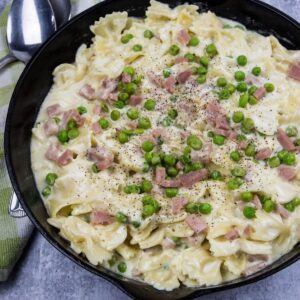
[31,0,300,291]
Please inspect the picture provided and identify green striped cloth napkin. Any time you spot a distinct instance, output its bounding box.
[0,0,101,281]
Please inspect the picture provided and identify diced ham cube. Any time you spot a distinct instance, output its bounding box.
[92,122,102,134]
[185,214,207,233]
[253,87,266,100]
[43,119,59,136]
[243,225,252,238]
[277,128,295,151]
[288,61,300,81]
[61,109,85,129]
[252,195,262,209]
[255,147,272,160]
[87,146,114,170]
[122,73,131,84]
[47,104,62,118]
[96,78,118,101]
[242,262,266,277]
[247,254,269,263]
[129,95,142,106]
[186,233,205,246]
[225,228,240,240]
[177,70,192,84]
[177,29,190,45]
[147,71,164,88]
[164,76,176,93]
[178,169,208,187]
[276,203,290,219]
[172,197,188,214]
[174,56,188,64]
[277,165,297,181]
[45,143,61,162]
[57,150,73,166]
[90,209,114,225]
[79,84,95,100]
[161,238,176,250]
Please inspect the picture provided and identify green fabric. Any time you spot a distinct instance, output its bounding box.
[0,0,101,281]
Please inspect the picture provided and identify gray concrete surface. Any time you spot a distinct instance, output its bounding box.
[1,0,300,299]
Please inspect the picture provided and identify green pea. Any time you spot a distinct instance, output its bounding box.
[237,134,247,142]
[191,66,199,75]
[264,82,275,92]
[286,126,298,137]
[166,165,178,177]
[151,153,161,165]
[127,108,139,120]
[133,75,143,85]
[108,254,117,266]
[121,34,133,44]
[144,30,154,39]
[165,187,178,198]
[185,202,198,214]
[133,44,142,52]
[125,82,137,95]
[164,154,176,166]
[268,156,280,168]
[187,135,203,150]
[101,102,109,113]
[144,152,153,164]
[184,52,195,62]
[53,117,60,124]
[200,55,209,67]
[277,150,289,161]
[132,221,141,228]
[197,75,206,84]
[248,95,258,105]
[295,139,300,146]
[199,203,212,214]
[57,130,69,143]
[237,55,247,66]
[169,44,180,56]
[123,66,135,77]
[243,206,256,219]
[115,212,127,223]
[210,170,222,180]
[234,70,245,82]
[248,86,257,95]
[218,88,231,100]
[67,128,79,140]
[124,184,141,194]
[292,197,300,208]
[163,69,171,78]
[263,199,275,213]
[114,100,126,109]
[227,178,243,190]
[118,92,129,102]
[191,162,203,171]
[99,118,109,129]
[206,43,218,58]
[230,151,241,161]
[67,120,77,131]
[142,140,154,152]
[42,186,51,197]
[77,106,87,115]
[227,83,236,94]
[45,173,58,186]
[236,82,248,92]
[238,93,249,108]
[241,191,253,202]
[188,36,199,46]
[217,77,227,87]
[142,204,155,218]
[252,66,261,76]
[282,152,296,166]
[144,99,156,111]
[231,166,246,177]
[118,262,127,273]
[213,135,225,146]
[142,195,160,212]
[242,117,255,132]
[141,180,153,193]
[111,110,121,121]
[142,162,150,173]
[284,202,295,212]
[138,117,151,129]
[197,66,207,75]
[168,109,178,120]
[118,132,129,144]
[232,111,244,123]
[245,144,256,157]
[91,163,99,173]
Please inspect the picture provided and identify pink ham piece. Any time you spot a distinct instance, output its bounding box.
[93,104,101,115]
[247,254,269,263]
[252,195,262,209]
[161,238,176,250]
[174,56,188,64]
[122,73,131,84]
[206,101,223,126]
[45,143,61,162]
[47,104,62,118]
[177,70,192,84]
[147,71,164,87]
[129,95,142,106]
[276,203,290,219]
[277,128,296,151]
[79,84,95,100]
[255,147,272,160]
[96,78,118,101]
[43,119,59,136]
[61,109,85,129]
[191,143,212,164]
[57,150,73,166]
[90,209,114,225]
[176,161,184,170]
[186,233,205,246]
[87,146,114,170]
[238,141,248,150]
[277,165,297,181]
[164,76,176,93]
[172,197,188,214]
[92,122,102,134]
[288,61,300,81]
[177,29,190,45]
[242,262,266,277]
[245,74,260,85]
[253,87,266,100]
[126,120,138,129]
[225,228,240,240]
[185,214,207,234]
[243,225,252,238]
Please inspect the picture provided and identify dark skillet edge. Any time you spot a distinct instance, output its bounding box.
[3,0,300,299]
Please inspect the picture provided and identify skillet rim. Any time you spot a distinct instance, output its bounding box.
[4,0,300,299]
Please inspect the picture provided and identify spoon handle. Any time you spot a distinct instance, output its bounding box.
[9,192,26,218]
[0,53,17,70]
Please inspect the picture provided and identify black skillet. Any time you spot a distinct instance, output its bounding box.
[4,0,300,299]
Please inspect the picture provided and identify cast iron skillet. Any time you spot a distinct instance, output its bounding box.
[4,0,300,299]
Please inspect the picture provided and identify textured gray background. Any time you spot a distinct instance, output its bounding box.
[1,0,300,299]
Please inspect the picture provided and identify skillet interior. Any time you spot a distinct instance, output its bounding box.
[4,0,300,299]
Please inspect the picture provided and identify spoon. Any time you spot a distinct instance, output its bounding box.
[0,0,57,70]
[49,0,72,28]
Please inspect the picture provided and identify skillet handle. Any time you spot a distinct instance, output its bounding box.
[9,192,26,218]
[0,53,17,70]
